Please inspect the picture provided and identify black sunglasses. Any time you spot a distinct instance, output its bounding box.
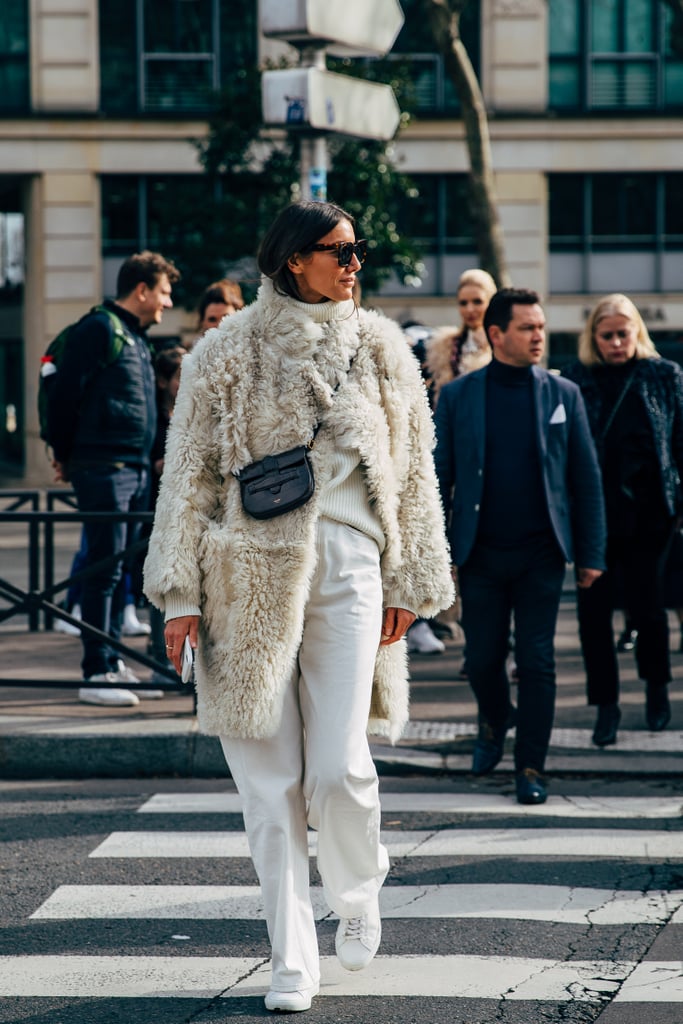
[307,239,367,267]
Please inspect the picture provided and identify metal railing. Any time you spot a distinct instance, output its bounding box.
[0,489,191,694]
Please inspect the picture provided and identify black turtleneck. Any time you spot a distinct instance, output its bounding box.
[476,358,553,549]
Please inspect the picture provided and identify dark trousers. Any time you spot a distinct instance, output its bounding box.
[459,536,566,773]
[577,523,673,705]
[70,465,149,679]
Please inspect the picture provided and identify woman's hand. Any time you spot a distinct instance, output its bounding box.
[164,615,200,674]
[381,607,416,646]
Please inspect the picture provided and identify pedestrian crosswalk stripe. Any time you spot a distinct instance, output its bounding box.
[615,962,683,1001]
[30,883,683,925]
[138,792,683,819]
[90,828,683,860]
[3,955,679,1001]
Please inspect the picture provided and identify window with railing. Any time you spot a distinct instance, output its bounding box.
[378,173,478,296]
[0,0,30,113]
[548,172,683,293]
[99,0,257,115]
[352,0,479,116]
[549,0,683,111]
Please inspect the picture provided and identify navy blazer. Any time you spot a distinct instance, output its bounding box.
[434,363,606,570]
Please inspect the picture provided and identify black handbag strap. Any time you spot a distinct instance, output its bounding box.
[598,366,637,446]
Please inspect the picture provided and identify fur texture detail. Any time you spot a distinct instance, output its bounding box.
[427,325,492,405]
[144,279,453,742]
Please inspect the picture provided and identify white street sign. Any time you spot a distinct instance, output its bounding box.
[261,0,404,56]
[262,68,401,141]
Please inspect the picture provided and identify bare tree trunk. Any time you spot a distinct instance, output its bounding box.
[423,0,510,287]
[661,0,683,55]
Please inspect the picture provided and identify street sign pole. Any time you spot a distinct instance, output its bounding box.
[260,0,405,201]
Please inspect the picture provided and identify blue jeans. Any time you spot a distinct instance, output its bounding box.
[70,465,149,679]
[459,535,566,773]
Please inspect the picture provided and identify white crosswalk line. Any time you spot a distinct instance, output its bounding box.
[90,828,683,860]
[615,962,683,1001]
[138,792,683,818]
[4,955,671,1001]
[31,883,683,925]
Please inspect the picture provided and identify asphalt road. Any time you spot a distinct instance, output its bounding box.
[1,774,681,1024]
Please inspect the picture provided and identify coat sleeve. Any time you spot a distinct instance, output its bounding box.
[382,345,455,617]
[433,381,456,535]
[565,382,607,571]
[143,348,223,616]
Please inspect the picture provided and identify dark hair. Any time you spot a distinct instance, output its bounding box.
[483,287,542,338]
[153,345,185,384]
[116,250,181,299]
[197,278,244,322]
[257,201,356,299]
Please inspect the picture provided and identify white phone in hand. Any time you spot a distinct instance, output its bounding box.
[181,635,195,684]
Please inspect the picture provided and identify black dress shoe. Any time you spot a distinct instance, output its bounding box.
[516,768,547,805]
[646,684,671,732]
[471,707,516,776]
[592,703,621,747]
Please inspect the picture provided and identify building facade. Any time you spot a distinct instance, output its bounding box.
[1,0,682,483]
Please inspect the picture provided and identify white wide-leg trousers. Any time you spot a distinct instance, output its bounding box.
[220,519,390,993]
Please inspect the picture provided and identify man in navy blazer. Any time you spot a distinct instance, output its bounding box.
[434,288,605,804]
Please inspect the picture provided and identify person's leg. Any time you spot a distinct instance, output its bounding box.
[70,466,134,679]
[576,562,619,707]
[510,540,566,774]
[458,546,513,731]
[622,524,673,729]
[220,670,320,997]
[300,521,387,921]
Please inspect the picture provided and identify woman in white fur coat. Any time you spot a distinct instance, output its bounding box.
[144,201,453,1013]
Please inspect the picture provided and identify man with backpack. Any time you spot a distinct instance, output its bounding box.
[48,250,180,706]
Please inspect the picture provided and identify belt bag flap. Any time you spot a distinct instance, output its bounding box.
[237,443,315,519]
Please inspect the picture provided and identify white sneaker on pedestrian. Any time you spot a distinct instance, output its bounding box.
[407,621,445,655]
[54,603,82,636]
[122,604,151,636]
[264,986,318,1012]
[79,683,140,707]
[335,902,382,972]
[113,659,141,684]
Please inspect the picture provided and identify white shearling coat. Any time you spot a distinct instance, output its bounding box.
[144,279,454,743]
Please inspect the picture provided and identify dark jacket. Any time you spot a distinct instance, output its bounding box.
[49,300,157,469]
[563,357,683,519]
[434,362,606,569]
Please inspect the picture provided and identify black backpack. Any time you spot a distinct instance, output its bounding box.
[38,305,128,444]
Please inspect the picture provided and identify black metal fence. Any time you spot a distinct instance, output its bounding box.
[0,488,191,694]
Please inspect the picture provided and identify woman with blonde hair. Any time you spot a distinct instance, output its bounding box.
[564,293,683,746]
[425,267,497,407]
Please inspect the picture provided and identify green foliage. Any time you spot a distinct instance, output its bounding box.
[161,63,424,306]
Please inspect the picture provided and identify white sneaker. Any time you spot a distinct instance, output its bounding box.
[122,604,152,636]
[113,659,141,684]
[79,684,140,707]
[264,986,318,1012]
[407,621,445,654]
[335,902,381,972]
[54,603,82,636]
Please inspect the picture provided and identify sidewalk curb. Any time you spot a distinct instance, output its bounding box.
[1,732,681,780]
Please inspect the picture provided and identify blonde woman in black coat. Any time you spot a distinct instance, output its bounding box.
[564,294,683,746]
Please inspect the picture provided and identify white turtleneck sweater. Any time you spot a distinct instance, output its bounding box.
[288,294,385,554]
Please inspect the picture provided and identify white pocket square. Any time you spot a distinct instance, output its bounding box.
[549,404,567,425]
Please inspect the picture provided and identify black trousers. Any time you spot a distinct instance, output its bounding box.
[577,522,674,706]
[459,536,566,773]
